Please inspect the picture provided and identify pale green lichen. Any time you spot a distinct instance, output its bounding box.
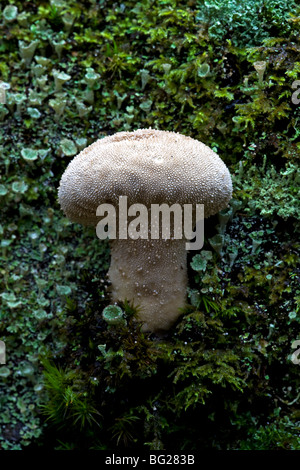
[59,138,77,157]
[3,5,18,23]
[234,161,300,221]
[102,305,126,326]
[52,70,71,93]
[21,148,39,162]
[19,40,39,67]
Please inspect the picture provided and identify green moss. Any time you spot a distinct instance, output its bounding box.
[233,159,300,223]
[195,0,297,47]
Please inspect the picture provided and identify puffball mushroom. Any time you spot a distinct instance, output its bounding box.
[58,129,232,332]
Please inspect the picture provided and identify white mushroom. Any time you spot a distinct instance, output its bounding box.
[58,129,232,332]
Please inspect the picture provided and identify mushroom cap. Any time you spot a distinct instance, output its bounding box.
[58,128,232,226]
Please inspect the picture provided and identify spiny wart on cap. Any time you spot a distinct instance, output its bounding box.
[58,128,232,333]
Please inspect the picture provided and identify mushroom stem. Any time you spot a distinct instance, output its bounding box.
[108,237,188,333]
